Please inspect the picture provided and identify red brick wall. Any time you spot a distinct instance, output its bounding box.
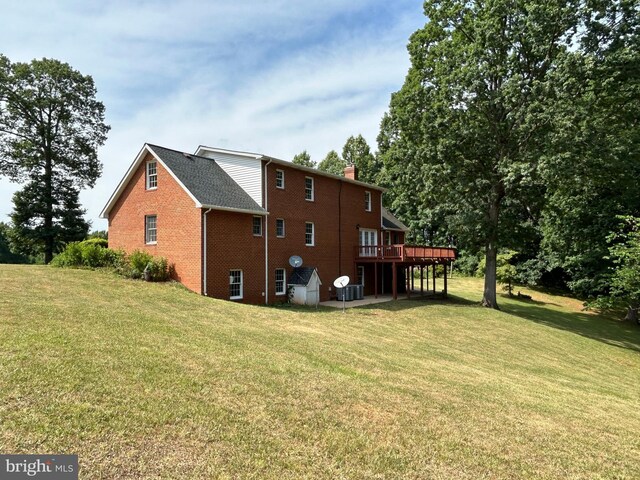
[264,163,381,301]
[107,152,202,293]
[204,210,266,304]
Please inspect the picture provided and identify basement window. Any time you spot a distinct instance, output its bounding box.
[145,215,157,244]
[146,161,157,190]
[229,270,243,300]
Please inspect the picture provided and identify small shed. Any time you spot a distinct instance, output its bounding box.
[288,267,322,306]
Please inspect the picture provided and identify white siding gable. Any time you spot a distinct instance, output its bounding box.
[198,150,263,207]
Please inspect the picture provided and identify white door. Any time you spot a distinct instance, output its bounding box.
[359,229,378,257]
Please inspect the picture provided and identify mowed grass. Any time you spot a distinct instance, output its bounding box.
[1,266,639,479]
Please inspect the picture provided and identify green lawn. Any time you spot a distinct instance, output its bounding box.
[1,265,639,479]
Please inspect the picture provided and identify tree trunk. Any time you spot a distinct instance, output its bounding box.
[625,306,639,325]
[43,151,54,264]
[482,195,501,309]
[482,239,499,309]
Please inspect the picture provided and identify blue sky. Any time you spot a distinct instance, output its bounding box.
[0,0,425,229]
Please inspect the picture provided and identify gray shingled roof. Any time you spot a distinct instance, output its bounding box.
[148,144,265,214]
[381,207,409,231]
[288,267,318,286]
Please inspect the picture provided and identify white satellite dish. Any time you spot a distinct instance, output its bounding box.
[289,255,303,268]
[333,275,350,288]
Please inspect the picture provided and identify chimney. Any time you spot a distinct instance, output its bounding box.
[344,164,357,180]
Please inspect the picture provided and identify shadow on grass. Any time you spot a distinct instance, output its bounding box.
[501,301,640,353]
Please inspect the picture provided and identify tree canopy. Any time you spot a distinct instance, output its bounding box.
[378,0,639,308]
[342,134,379,184]
[0,55,109,262]
[317,150,346,176]
[292,150,316,168]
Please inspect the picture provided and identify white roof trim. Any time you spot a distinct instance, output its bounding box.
[195,145,262,159]
[99,144,201,219]
[195,144,385,192]
[200,204,268,216]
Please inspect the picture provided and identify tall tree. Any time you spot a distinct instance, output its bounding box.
[379,0,582,308]
[538,0,640,298]
[342,134,379,184]
[0,222,27,264]
[292,150,316,168]
[0,56,109,263]
[317,150,346,176]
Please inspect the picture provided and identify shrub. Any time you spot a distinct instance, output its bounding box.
[128,250,154,279]
[145,257,170,281]
[51,243,172,283]
[51,242,84,267]
[81,242,108,268]
[83,237,108,248]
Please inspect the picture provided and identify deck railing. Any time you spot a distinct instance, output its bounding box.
[355,244,456,262]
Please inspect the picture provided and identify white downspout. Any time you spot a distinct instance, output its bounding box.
[264,158,273,305]
[203,208,212,296]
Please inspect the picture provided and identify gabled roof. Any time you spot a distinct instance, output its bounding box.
[288,267,321,286]
[100,144,266,219]
[381,207,410,232]
[196,145,385,192]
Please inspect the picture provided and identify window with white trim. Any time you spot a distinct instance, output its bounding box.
[305,222,314,246]
[146,161,157,190]
[365,191,371,211]
[275,268,286,296]
[252,216,262,236]
[145,215,157,244]
[357,266,365,286]
[276,218,285,238]
[229,270,243,300]
[276,169,285,189]
[305,177,314,201]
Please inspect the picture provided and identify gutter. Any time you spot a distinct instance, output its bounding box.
[203,208,212,296]
[263,158,273,305]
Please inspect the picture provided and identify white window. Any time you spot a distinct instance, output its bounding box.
[305,222,314,246]
[276,169,285,189]
[357,266,365,286]
[305,177,314,201]
[229,270,243,300]
[146,161,157,190]
[275,268,286,295]
[145,215,157,244]
[359,229,378,257]
[276,218,285,238]
[365,191,371,211]
[253,216,262,236]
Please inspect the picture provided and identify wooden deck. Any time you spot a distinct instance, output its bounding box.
[355,244,456,263]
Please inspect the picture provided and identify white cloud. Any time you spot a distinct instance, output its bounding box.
[0,0,425,229]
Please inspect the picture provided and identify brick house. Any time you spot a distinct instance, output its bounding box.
[100,143,455,304]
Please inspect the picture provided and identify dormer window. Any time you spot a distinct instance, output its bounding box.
[146,161,157,190]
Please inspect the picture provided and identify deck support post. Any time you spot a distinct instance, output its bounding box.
[443,263,448,298]
[392,262,397,300]
[420,265,424,295]
[406,267,411,299]
[432,264,436,293]
[411,266,414,291]
[374,263,378,298]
